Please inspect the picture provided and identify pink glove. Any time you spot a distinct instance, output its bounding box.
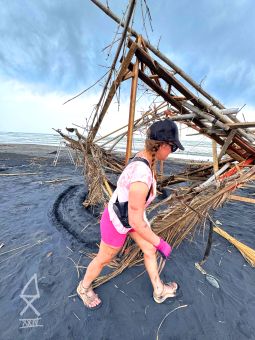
[155,238,172,259]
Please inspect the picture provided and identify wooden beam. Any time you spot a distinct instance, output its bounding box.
[170,113,196,121]
[149,74,159,79]
[182,102,230,131]
[218,129,237,162]
[130,42,197,104]
[89,42,137,141]
[228,122,255,129]
[203,128,227,136]
[89,0,137,134]
[132,46,255,145]
[125,57,139,164]
[220,108,239,115]
[233,134,255,156]
[229,195,255,204]
[212,140,219,173]
[122,70,134,81]
[172,96,186,101]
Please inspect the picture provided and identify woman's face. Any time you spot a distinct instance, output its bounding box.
[156,143,173,161]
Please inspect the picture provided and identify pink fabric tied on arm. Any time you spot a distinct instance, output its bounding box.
[155,238,172,259]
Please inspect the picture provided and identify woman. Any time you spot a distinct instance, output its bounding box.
[77,118,184,310]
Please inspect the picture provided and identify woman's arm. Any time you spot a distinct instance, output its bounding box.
[128,182,160,246]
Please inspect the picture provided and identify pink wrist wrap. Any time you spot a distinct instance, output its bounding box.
[155,238,172,259]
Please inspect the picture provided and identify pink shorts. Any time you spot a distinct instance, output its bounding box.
[100,207,134,248]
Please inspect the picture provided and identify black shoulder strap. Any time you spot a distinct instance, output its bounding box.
[128,156,150,169]
[123,156,152,202]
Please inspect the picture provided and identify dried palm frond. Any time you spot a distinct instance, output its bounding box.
[55,128,125,206]
[213,226,255,267]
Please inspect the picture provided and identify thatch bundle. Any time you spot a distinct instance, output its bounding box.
[213,226,255,267]
[55,128,125,206]
[81,142,124,206]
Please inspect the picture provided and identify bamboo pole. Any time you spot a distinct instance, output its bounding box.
[89,42,138,141]
[195,98,255,144]
[89,0,137,138]
[229,195,255,204]
[125,54,139,164]
[221,108,239,115]
[95,123,130,143]
[159,161,164,178]
[171,113,196,121]
[212,140,219,173]
[109,132,127,152]
[95,104,155,144]
[182,102,229,131]
[103,177,113,197]
[101,103,168,148]
[194,162,230,193]
[218,130,237,162]
[228,122,255,128]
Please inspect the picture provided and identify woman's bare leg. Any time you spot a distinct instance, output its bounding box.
[129,231,177,296]
[80,240,121,308]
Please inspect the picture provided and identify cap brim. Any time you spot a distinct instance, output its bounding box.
[175,140,185,151]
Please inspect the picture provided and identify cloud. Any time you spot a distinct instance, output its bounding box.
[0,0,120,94]
[151,0,255,106]
[0,77,133,134]
[1,0,254,136]
[1,78,90,133]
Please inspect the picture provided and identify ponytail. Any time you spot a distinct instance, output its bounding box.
[145,139,162,179]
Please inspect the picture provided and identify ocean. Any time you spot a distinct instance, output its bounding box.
[0,131,215,161]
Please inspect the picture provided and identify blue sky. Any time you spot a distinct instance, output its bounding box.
[1,0,254,135]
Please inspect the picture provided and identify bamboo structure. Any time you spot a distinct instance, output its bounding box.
[56,1,255,284]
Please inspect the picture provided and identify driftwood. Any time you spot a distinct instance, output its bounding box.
[0,172,39,176]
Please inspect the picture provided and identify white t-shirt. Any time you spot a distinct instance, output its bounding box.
[108,160,157,234]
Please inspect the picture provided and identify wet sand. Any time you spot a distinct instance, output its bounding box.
[0,143,255,340]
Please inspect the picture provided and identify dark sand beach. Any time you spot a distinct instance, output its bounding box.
[0,143,255,340]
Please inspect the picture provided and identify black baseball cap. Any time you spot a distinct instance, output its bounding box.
[148,119,184,151]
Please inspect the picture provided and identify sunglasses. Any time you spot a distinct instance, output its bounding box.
[167,143,178,153]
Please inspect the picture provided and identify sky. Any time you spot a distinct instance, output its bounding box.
[1,0,255,137]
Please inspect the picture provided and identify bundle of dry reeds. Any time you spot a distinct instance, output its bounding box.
[56,128,124,205]
[213,226,255,267]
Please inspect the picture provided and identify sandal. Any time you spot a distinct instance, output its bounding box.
[153,281,179,304]
[76,281,102,310]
